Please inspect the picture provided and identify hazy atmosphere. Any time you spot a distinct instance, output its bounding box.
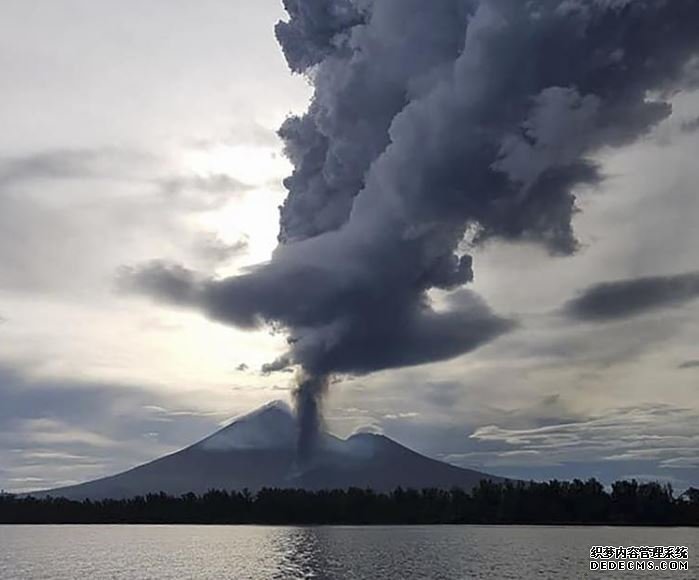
[2,0,699,495]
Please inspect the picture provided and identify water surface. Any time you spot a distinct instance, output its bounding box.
[1,524,696,579]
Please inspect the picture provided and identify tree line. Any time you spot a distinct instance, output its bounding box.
[1,479,697,525]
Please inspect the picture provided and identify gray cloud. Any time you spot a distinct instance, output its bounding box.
[0,367,219,443]
[158,174,254,211]
[469,404,699,472]
[189,121,282,150]
[678,360,699,370]
[0,148,152,189]
[329,385,699,485]
[565,271,699,322]
[497,313,686,372]
[191,234,249,265]
[680,116,699,134]
[0,365,229,493]
[0,142,256,294]
[0,147,252,211]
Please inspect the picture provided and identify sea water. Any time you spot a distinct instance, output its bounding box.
[1,524,696,579]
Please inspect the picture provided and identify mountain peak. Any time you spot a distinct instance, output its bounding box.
[32,399,504,499]
[239,399,293,420]
[343,432,400,458]
[197,399,295,451]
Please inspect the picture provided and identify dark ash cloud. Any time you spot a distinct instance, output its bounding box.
[275,0,365,73]
[127,0,699,376]
[123,0,699,454]
[120,262,513,375]
[118,261,202,308]
[262,356,294,375]
[565,271,699,322]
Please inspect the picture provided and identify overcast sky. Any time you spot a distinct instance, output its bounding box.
[2,0,699,493]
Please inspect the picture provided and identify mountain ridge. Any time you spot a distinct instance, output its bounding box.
[30,400,504,500]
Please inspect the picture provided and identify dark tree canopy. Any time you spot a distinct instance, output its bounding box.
[2,480,697,526]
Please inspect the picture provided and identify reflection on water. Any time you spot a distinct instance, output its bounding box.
[0,524,696,580]
[272,527,333,579]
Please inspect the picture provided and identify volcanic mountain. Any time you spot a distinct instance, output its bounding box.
[33,401,503,500]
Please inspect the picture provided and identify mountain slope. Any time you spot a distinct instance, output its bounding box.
[33,401,503,500]
[295,433,498,491]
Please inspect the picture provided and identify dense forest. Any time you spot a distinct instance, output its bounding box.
[2,479,698,525]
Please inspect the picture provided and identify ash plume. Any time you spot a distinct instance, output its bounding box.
[293,373,329,465]
[124,0,699,459]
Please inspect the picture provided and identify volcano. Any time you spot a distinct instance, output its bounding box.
[32,401,503,500]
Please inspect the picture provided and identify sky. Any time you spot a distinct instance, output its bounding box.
[1,0,699,494]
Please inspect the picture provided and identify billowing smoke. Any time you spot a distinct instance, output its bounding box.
[124,0,699,459]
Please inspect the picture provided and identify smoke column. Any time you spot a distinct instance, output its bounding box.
[293,373,329,464]
[126,0,699,459]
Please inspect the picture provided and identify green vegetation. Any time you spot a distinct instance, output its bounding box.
[2,480,697,525]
